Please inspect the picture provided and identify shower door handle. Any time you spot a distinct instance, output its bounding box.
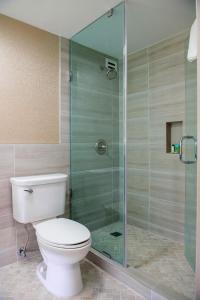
[179,136,197,164]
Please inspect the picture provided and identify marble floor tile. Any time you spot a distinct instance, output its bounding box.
[92,222,195,299]
[0,251,145,300]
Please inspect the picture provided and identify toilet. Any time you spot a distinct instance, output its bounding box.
[10,174,91,298]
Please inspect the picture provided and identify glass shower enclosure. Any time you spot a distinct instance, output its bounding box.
[70,1,198,298]
[70,3,126,265]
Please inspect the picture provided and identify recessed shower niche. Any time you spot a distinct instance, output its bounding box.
[166,121,183,154]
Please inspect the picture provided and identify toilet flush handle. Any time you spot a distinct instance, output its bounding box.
[24,189,33,193]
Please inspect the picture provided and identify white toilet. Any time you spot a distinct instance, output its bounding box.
[10,173,91,298]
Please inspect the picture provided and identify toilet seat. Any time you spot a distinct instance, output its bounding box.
[34,218,91,248]
[37,234,91,249]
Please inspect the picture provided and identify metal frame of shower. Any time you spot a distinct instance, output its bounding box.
[122,0,128,268]
[195,1,200,299]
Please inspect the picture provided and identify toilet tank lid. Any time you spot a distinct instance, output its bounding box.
[10,173,68,186]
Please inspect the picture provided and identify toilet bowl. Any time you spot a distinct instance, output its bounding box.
[10,174,91,298]
[34,218,91,298]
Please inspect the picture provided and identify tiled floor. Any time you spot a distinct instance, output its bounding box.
[0,251,145,300]
[92,222,195,299]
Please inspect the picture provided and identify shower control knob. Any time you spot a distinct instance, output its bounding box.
[95,139,108,155]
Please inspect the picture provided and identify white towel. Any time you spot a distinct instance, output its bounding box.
[187,19,197,62]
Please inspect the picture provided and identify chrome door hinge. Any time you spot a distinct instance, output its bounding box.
[69,71,73,82]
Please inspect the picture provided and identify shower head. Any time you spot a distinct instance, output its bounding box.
[100,66,118,80]
[106,68,117,80]
[100,58,118,80]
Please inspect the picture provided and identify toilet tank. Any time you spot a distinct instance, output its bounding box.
[10,174,67,224]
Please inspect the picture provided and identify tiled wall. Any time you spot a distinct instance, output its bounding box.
[127,32,187,241]
[0,29,189,267]
[0,37,69,267]
[70,42,120,230]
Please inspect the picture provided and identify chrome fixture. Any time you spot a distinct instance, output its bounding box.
[18,224,30,257]
[24,188,33,193]
[106,68,117,80]
[95,139,108,155]
[100,58,118,80]
[107,8,113,18]
[179,136,197,164]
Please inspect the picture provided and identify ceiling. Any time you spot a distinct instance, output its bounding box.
[0,0,121,38]
[0,0,196,56]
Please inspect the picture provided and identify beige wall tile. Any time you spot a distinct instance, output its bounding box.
[127,169,149,194]
[150,171,185,203]
[0,145,14,179]
[127,119,149,143]
[148,31,188,62]
[0,227,16,251]
[127,31,186,241]
[128,49,147,69]
[0,215,14,230]
[149,52,185,89]
[149,83,185,120]
[0,246,17,267]
[150,148,185,174]
[14,144,68,176]
[127,92,148,120]
[127,143,149,170]
[128,65,148,94]
[16,223,38,253]
[0,225,16,268]
[0,179,12,217]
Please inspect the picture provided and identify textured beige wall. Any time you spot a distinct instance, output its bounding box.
[0,14,59,143]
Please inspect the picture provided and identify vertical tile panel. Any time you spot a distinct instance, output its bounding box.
[0,145,16,266]
[148,33,186,240]
[127,32,187,241]
[127,49,149,228]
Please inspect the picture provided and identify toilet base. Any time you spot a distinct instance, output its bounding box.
[37,260,83,298]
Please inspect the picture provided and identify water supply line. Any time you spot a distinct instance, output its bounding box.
[18,224,30,257]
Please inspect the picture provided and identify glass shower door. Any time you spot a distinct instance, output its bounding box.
[70,3,126,265]
[183,58,197,271]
